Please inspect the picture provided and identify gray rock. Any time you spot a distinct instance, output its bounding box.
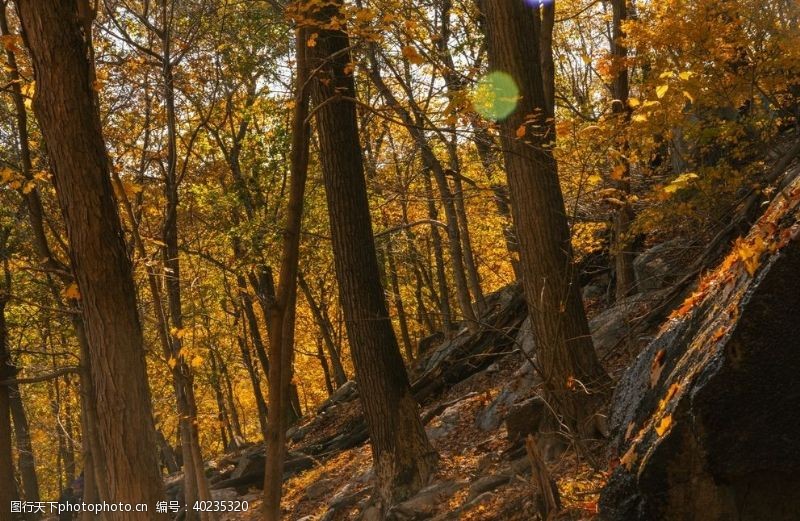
[385,480,467,520]
[601,230,800,520]
[304,477,335,500]
[633,239,687,292]
[505,397,546,443]
[468,474,510,500]
[210,487,239,502]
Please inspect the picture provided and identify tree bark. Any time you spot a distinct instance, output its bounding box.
[263,25,311,521]
[478,0,610,437]
[1,254,20,521]
[14,0,166,513]
[307,0,437,506]
[611,0,637,300]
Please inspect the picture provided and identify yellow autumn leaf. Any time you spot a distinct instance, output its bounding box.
[354,8,374,23]
[401,45,424,65]
[656,84,669,98]
[663,172,699,194]
[632,113,648,123]
[62,283,81,300]
[679,71,693,81]
[0,168,15,183]
[628,97,640,108]
[191,355,204,368]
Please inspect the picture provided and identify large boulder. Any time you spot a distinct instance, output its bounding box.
[600,183,800,521]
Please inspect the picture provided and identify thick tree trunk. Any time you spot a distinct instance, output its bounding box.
[307,0,437,506]
[14,0,166,513]
[611,0,637,300]
[479,0,610,437]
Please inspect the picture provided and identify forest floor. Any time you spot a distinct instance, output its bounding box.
[213,292,648,521]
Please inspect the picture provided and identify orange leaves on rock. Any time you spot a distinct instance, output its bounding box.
[620,444,638,471]
[734,235,766,276]
[655,415,673,436]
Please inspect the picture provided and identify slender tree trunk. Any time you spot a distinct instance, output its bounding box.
[539,1,556,119]
[0,256,20,521]
[423,172,454,335]
[382,232,415,360]
[14,1,166,513]
[263,26,311,521]
[479,0,610,437]
[315,335,335,396]
[437,1,486,313]
[298,274,347,387]
[307,1,437,506]
[366,52,477,330]
[235,328,268,439]
[156,429,179,475]
[218,356,245,443]
[209,351,234,450]
[611,0,637,300]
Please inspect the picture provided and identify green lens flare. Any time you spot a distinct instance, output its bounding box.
[472,71,520,121]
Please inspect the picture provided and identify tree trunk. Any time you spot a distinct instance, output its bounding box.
[236,328,268,439]
[307,0,437,506]
[298,274,347,387]
[423,172,454,335]
[382,224,415,360]
[479,0,610,437]
[366,50,478,330]
[14,0,166,513]
[0,257,20,521]
[263,26,311,521]
[611,0,637,300]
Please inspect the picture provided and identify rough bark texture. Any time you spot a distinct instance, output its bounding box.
[14,1,166,515]
[479,0,610,436]
[307,0,437,506]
